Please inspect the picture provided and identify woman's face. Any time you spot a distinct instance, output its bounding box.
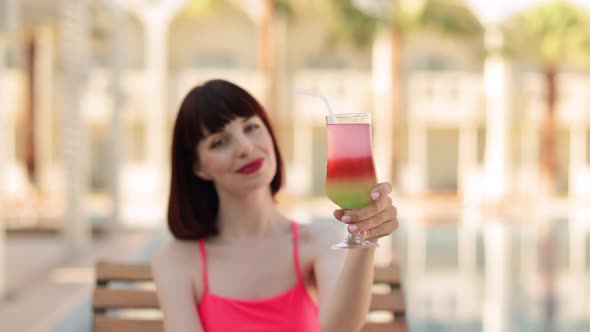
[194,116,277,195]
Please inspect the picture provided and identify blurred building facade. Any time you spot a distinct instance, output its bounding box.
[1,0,590,232]
[1,2,589,330]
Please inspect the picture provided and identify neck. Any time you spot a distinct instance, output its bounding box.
[214,186,287,242]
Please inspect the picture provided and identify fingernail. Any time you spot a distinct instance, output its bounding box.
[348,224,358,232]
[341,216,351,223]
[371,192,380,200]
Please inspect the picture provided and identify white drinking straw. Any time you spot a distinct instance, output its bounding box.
[294,89,334,116]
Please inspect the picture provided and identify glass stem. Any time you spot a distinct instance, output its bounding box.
[348,233,364,244]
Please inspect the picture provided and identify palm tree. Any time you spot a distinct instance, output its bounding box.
[328,0,482,188]
[182,0,222,14]
[505,1,590,194]
[23,31,36,184]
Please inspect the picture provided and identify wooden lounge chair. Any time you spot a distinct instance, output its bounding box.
[92,260,407,332]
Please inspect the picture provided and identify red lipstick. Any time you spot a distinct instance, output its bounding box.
[237,158,264,175]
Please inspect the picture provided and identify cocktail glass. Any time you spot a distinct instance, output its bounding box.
[326,113,379,249]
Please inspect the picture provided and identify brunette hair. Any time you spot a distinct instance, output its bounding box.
[168,79,284,239]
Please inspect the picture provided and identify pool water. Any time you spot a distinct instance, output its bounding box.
[393,210,590,332]
[310,203,590,332]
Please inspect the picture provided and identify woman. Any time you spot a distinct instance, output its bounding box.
[152,79,399,332]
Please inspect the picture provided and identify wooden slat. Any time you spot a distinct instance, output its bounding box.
[96,261,153,282]
[96,316,408,332]
[93,260,407,332]
[373,264,401,286]
[361,320,407,332]
[97,261,399,284]
[93,288,159,310]
[370,290,405,313]
[94,315,163,332]
[95,317,406,332]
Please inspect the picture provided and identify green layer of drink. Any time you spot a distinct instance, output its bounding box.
[326,179,376,209]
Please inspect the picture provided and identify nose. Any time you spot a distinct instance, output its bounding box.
[235,133,254,158]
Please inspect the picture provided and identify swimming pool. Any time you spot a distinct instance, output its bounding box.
[393,207,590,332]
[51,202,589,332]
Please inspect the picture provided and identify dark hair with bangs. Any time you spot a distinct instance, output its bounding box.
[168,79,284,239]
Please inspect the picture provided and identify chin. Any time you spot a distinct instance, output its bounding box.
[245,173,275,191]
[224,173,274,196]
[228,182,273,197]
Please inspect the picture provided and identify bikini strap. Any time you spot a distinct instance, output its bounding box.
[291,221,305,283]
[198,239,209,292]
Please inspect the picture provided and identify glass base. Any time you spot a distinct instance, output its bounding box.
[332,233,379,249]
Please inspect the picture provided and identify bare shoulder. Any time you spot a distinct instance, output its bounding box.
[151,239,200,276]
[298,222,344,252]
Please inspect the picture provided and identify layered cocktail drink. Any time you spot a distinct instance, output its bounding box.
[326,113,379,249]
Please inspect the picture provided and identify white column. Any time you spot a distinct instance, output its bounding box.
[0,32,7,301]
[0,0,19,167]
[520,106,540,195]
[406,119,427,194]
[107,0,126,230]
[33,25,54,196]
[482,24,511,202]
[60,0,92,251]
[458,120,478,198]
[372,26,393,184]
[569,122,586,199]
[483,51,511,200]
[482,221,509,332]
[0,0,18,299]
[142,17,169,168]
[274,10,289,142]
[1,73,17,166]
[119,0,188,165]
[115,0,188,225]
[290,109,312,195]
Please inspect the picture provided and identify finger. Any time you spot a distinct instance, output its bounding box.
[333,209,345,221]
[344,195,392,222]
[364,216,399,239]
[370,182,392,199]
[347,206,394,234]
[365,218,399,241]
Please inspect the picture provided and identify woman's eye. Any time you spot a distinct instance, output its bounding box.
[245,123,260,133]
[210,137,227,149]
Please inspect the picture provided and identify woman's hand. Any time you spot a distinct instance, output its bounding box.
[333,182,399,242]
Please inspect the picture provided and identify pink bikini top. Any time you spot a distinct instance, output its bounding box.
[196,221,320,332]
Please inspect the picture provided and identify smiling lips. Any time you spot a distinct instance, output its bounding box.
[237,158,264,175]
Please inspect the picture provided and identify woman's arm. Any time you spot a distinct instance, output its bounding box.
[315,183,399,332]
[152,242,204,332]
[315,236,375,332]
